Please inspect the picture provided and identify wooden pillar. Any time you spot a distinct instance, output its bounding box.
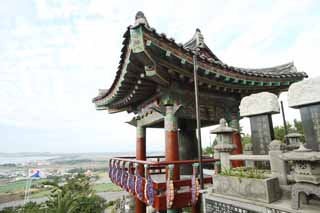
[230,113,244,167]
[178,125,198,175]
[165,105,180,180]
[136,126,146,213]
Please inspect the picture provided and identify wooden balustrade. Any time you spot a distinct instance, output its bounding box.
[108,156,218,210]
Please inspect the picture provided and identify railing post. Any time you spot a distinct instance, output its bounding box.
[243,144,254,168]
[269,140,288,185]
[128,163,135,194]
[191,163,201,213]
[144,164,156,212]
[135,162,145,213]
[121,161,127,189]
[167,164,178,213]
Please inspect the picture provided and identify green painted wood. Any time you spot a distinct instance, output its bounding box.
[130,26,144,53]
[282,81,290,86]
[241,80,247,85]
[146,40,152,46]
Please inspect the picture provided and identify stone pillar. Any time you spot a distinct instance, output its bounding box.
[178,120,198,175]
[229,113,244,167]
[136,125,146,213]
[288,77,320,151]
[243,144,254,168]
[269,140,288,185]
[165,105,180,180]
[240,92,280,155]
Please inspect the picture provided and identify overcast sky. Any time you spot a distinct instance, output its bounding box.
[1,0,320,153]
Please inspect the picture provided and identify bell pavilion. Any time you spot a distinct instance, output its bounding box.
[92,12,308,213]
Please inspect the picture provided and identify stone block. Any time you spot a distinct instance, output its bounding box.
[288,77,320,108]
[212,175,281,203]
[240,92,280,117]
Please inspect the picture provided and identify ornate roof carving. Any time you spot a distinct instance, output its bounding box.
[92,11,308,112]
[184,28,221,62]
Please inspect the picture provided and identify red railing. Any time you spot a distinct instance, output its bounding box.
[108,156,218,210]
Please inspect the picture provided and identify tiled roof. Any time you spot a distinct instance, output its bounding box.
[93,11,307,106]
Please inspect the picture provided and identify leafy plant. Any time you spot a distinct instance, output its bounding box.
[220,167,266,179]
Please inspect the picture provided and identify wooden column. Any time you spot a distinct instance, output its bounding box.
[230,113,244,167]
[136,126,146,213]
[165,105,180,180]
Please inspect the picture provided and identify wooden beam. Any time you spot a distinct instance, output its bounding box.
[145,64,170,86]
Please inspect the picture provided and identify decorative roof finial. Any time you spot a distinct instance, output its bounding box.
[133,11,150,29]
[184,28,205,50]
[195,28,205,48]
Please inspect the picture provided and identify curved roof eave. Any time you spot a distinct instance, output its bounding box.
[92,11,308,109]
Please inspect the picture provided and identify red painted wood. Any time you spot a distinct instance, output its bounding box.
[192,199,201,213]
[165,131,180,180]
[136,132,146,213]
[111,156,217,166]
[152,176,212,190]
[136,137,146,174]
[154,191,193,210]
[231,132,244,167]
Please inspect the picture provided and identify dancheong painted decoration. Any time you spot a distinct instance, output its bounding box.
[93,11,307,213]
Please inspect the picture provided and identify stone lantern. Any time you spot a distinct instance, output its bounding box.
[281,144,320,184]
[281,144,320,209]
[285,132,303,151]
[211,118,236,170]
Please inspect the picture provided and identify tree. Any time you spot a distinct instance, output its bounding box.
[274,122,293,142]
[241,134,252,146]
[1,175,106,213]
[274,120,304,142]
[1,202,45,213]
[240,120,305,145]
[44,174,106,213]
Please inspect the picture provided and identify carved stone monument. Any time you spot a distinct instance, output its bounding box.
[240,92,280,154]
[288,77,320,151]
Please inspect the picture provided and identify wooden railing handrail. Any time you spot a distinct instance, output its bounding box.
[110,156,218,166]
[107,155,165,159]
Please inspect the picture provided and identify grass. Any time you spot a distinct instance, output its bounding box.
[93,183,122,192]
[0,180,27,193]
[30,189,50,198]
[220,167,266,179]
[0,179,46,194]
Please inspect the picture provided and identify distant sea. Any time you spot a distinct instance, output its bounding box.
[0,156,59,165]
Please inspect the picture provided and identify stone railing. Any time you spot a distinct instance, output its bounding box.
[217,140,288,185]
